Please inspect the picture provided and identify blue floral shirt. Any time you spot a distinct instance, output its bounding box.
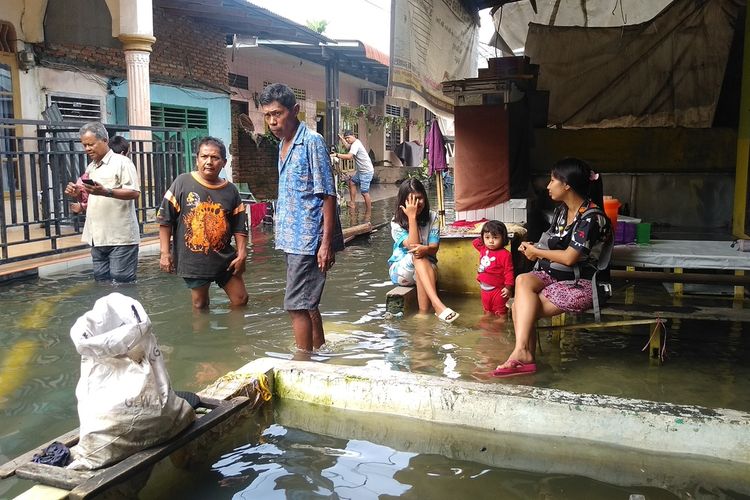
[275,122,337,255]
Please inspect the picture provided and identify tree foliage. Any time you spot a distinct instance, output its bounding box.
[306,19,328,34]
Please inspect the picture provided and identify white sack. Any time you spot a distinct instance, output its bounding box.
[68,292,194,470]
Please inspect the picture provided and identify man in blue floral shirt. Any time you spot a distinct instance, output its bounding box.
[260,83,344,354]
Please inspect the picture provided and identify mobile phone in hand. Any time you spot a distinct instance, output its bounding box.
[81,178,96,185]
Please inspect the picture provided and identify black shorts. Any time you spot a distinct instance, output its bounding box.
[183,267,234,289]
[284,253,327,310]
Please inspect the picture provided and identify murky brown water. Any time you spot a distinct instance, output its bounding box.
[1,193,749,498]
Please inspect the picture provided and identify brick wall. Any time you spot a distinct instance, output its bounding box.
[234,132,279,201]
[229,101,242,171]
[231,102,279,200]
[150,8,227,91]
[39,7,228,92]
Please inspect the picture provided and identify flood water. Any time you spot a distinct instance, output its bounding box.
[140,399,735,500]
[1,192,750,498]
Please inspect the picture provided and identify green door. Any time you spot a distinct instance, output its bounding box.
[151,105,208,173]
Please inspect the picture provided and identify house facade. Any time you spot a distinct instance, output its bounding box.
[2,0,231,171]
[227,41,428,198]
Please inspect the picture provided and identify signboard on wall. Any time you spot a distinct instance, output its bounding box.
[390,0,479,119]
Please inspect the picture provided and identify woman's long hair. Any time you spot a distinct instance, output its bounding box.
[393,178,431,229]
[551,157,604,208]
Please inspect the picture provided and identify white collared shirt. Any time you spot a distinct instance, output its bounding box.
[81,149,141,246]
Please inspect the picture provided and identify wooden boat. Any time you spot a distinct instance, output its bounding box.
[0,395,257,499]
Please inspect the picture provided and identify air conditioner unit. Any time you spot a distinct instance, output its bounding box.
[360,88,377,107]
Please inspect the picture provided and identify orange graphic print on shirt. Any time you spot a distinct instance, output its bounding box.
[183,197,228,254]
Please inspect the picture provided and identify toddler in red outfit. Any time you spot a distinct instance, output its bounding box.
[473,220,515,315]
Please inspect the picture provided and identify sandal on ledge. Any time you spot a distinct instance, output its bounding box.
[436,308,459,324]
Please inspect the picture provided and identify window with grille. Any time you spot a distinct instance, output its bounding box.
[263,81,306,101]
[151,105,208,129]
[1,62,16,181]
[1,63,14,120]
[47,94,103,121]
[0,22,14,53]
[385,105,402,152]
[385,104,401,116]
[228,73,249,90]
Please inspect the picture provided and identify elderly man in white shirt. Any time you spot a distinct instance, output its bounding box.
[65,122,141,282]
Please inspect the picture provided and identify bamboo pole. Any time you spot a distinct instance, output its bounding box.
[435,171,445,229]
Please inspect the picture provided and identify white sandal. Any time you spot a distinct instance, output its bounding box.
[436,307,459,324]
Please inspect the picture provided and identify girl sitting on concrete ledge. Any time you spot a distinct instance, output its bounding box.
[387,178,459,324]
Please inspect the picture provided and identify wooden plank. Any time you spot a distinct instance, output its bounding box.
[15,463,93,490]
[14,485,70,500]
[197,395,225,409]
[538,318,660,331]
[601,303,750,322]
[612,269,750,285]
[68,396,251,500]
[541,302,750,325]
[343,223,373,244]
[0,429,80,479]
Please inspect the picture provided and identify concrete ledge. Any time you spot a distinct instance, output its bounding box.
[275,399,749,495]
[385,285,416,314]
[0,268,38,285]
[239,358,750,466]
[0,238,161,281]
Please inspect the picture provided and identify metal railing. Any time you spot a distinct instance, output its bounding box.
[0,119,185,263]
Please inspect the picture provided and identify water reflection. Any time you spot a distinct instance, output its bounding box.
[1,194,750,497]
[212,424,414,499]
[179,401,701,500]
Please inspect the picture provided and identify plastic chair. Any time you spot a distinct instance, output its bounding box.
[235,182,257,203]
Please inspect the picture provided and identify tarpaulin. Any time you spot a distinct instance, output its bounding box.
[490,0,674,56]
[390,0,479,119]
[523,0,744,128]
[454,104,510,211]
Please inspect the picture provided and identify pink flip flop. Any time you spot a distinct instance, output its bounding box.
[492,359,537,378]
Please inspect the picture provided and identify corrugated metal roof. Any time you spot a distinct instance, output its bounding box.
[259,39,389,88]
[154,0,332,45]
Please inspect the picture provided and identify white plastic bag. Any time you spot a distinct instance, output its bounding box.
[68,293,194,470]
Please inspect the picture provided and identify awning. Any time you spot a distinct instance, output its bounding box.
[258,40,389,88]
[154,0,332,45]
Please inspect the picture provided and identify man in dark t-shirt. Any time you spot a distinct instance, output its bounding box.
[157,137,249,309]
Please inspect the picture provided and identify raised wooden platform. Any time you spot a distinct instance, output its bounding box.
[612,240,750,298]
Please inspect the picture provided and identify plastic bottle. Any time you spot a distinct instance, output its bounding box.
[603,197,621,230]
